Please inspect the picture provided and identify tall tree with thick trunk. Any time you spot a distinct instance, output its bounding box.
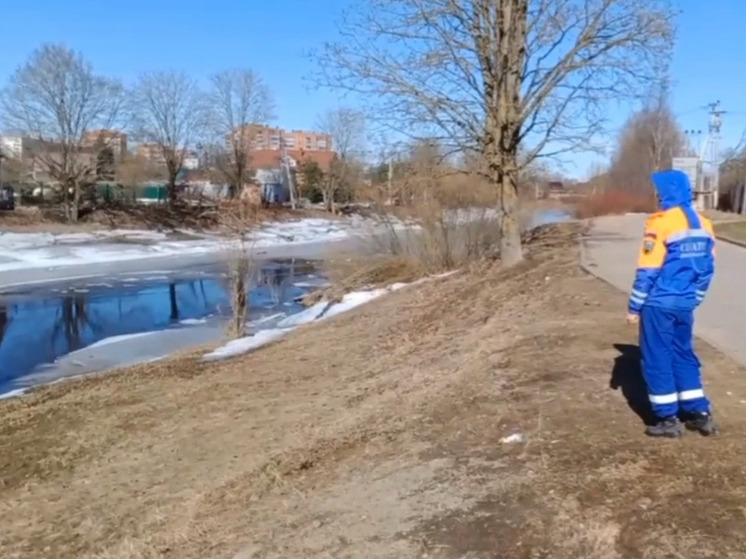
[0,44,124,221]
[131,71,206,204]
[312,0,676,265]
[207,69,275,198]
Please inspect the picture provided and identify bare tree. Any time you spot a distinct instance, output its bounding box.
[130,71,206,204]
[116,153,164,188]
[0,43,125,221]
[312,0,676,264]
[609,90,684,195]
[316,108,365,212]
[207,69,275,198]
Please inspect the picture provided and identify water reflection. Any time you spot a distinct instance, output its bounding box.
[0,259,319,392]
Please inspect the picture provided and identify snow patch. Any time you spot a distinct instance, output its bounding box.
[0,216,407,274]
[0,388,26,400]
[86,331,155,349]
[202,328,290,362]
[202,271,457,362]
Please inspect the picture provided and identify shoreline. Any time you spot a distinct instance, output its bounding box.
[0,205,575,289]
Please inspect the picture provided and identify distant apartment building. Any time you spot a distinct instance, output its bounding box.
[228,124,334,172]
[136,142,167,168]
[136,143,200,171]
[83,129,128,159]
[231,125,332,153]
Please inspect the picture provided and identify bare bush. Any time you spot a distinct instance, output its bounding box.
[576,188,656,218]
[719,148,746,211]
[316,108,366,212]
[367,142,500,271]
[220,198,263,339]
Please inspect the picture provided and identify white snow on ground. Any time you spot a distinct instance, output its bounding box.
[202,272,457,362]
[201,328,291,361]
[0,215,405,273]
[180,318,208,325]
[0,208,570,275]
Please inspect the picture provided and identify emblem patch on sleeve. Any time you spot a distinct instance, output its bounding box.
[643,240,655,254]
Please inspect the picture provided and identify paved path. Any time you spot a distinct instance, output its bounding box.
[582,214,746,366]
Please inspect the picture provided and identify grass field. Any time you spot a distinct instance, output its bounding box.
[2,223,746,558]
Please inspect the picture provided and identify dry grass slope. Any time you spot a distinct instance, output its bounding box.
[2,222,746,558]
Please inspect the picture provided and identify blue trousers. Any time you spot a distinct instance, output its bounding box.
[640,306,711,418]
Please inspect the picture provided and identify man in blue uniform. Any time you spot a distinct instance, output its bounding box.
[626,169,717,437]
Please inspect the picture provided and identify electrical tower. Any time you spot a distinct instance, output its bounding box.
[675,101,726,210]
[699,101,724,209]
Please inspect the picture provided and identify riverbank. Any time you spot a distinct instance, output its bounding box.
[3,222,746,558]
[0,203,574,289]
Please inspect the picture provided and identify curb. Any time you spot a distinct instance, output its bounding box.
[715,234,746,249]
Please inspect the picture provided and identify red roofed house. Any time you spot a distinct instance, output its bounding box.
[229,124,336,203]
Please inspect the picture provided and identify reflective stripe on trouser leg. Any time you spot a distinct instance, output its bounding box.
[640,306,679,418]
[671,308,710,414]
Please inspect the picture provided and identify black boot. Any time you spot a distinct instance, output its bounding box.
[645,416,683,438]
[684,412,718,436]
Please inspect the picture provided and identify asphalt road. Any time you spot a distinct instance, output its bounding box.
[582,214,746,366]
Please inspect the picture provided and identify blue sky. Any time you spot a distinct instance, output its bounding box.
[0,0,743,178]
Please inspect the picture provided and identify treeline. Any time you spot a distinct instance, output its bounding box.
[579,89,692,217]
[0,43,370,221]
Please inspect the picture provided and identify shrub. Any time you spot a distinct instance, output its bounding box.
[576,188,656,218]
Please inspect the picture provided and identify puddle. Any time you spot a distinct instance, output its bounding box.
[0,258,324,395]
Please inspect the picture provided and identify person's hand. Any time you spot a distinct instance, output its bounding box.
[626,312,639,325]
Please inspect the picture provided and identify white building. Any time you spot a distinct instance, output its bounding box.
[0,135,24,159]
[183,153,199,170]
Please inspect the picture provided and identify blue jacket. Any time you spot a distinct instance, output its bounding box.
[628,170,716,313]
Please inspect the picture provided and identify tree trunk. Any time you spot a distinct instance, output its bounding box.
[169,283,179,321]
[495,0,527,267]
[71,182,80,223]
[322,185,334,213]
[62,182,71,222]
[499,161,522,266]
[167,156,179,205]
[234,165,244,200]
[168,172,178,205]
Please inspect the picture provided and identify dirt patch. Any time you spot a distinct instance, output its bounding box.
[2,222,746,558]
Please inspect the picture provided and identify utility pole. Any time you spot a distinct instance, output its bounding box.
[741,160,746,215]
[387,155,393,204]
[280,132,297,209]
